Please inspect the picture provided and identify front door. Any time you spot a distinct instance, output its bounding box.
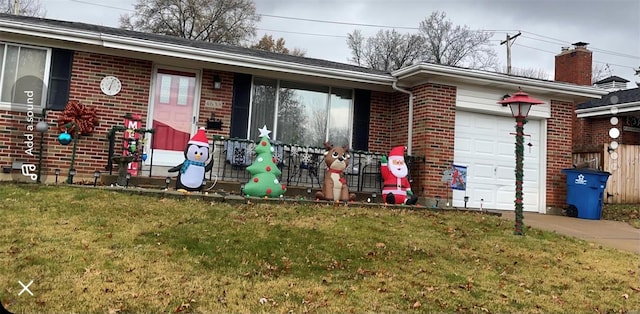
[148,68,200,166]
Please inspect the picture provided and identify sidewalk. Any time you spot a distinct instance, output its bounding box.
[497,211,640,254]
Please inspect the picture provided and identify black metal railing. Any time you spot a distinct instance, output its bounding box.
[206,137,413,192]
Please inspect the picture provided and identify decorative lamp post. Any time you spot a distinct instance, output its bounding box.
[35,109,48,184]
[498,89,544,235]
[58,122,79,184]
[93,171,101,187]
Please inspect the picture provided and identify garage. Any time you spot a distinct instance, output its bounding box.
[453,110,543,212]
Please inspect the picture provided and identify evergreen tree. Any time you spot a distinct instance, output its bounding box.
[243,127,286,198]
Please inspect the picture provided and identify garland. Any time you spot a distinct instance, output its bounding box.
[514,117,526,235]
[58,100,99,136]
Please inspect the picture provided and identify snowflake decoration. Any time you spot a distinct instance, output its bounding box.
[301,152,312,164]
[365,155,373,165]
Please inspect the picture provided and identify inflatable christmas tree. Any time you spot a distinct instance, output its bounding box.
[243,126,287,198]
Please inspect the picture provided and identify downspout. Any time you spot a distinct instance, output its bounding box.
[392,80,413,155]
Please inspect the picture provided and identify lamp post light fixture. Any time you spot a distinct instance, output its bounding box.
[463,196,469,208]
[125,173,131,188]
[165,176,171,190]
[306,187,312,200]
[498,89,544,235]
[371,192,377,203]
[54,168,60,184]
[240,183,245,196]
[434,195,441,208]
[93,171,101,187]
[68,168,76,184]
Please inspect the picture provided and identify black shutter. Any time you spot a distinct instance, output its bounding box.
[46,49,74,111]
[352,89,371,151]
[230,73,252,138]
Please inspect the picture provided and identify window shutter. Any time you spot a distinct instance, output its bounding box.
[230,73,252,138]
[352,89,371,151]
[46,49,74,111]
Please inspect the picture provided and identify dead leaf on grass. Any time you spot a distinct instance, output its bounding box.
[413,301,421,308]
[622,293,629,299]
[376,242,386,249]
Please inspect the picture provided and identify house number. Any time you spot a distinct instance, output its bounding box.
[626,116,640,127]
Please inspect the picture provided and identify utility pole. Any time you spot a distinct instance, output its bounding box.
[501,32,521,75]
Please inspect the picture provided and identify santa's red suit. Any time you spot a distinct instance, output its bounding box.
[380,146,416,205]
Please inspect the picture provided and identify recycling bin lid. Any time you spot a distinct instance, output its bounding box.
[562,168,611,176]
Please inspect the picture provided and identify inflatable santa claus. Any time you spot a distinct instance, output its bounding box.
[380,146,418,205]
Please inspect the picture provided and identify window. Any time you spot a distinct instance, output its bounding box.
[0,42,50,109]
[249,77,353,147]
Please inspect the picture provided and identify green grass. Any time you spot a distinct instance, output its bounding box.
[0,183,638,313]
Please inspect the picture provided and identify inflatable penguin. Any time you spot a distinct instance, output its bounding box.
[168,127,214,192]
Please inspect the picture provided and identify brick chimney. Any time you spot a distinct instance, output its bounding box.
[554,42,592,86]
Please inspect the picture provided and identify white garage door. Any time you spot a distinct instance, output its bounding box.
[453,110,542,212]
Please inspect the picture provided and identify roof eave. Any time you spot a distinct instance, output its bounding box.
[0,18,395,87]
[576,101,640,118]
[393,63,609,100]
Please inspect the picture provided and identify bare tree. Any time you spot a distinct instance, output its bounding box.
[0,0,45,17]
[119,0,259,45]
[347,11,496,71]
[496,65,550,80]
[250,34,306,56]
[419,11,496,70]
[347,29,425,72]
[592,63,612,84]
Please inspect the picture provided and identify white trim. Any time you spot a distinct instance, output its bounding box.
[539,119,548,214]
[576,101,640,118]
[392,63,608,99]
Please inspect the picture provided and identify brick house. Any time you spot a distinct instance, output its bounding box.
[0,13,608,212]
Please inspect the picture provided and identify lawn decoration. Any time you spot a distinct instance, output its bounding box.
[380,146,418,205]
[167,127,214,192]
[56,100,99,183]
[242,126,286,198]
[315,142,356,202]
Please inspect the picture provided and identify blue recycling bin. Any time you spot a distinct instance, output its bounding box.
[561,168,611,220]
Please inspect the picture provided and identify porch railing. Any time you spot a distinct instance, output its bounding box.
[206,137,418,193]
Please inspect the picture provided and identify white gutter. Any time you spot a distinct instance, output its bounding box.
[392,80,413,155]
[392,63,609,99]
[576,101,640,118]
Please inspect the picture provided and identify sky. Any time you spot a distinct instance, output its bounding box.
[42,0,640,85]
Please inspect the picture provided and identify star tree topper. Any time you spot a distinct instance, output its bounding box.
[258,125,271,138]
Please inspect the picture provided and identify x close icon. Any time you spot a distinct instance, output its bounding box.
[18,280,33,296]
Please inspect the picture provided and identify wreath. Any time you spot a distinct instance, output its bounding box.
[58,100,99,136]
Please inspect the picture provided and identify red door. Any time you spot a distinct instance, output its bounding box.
[152,69,196,151]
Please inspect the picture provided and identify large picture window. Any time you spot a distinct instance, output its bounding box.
[249,77,353,147]
[0,42,50,109]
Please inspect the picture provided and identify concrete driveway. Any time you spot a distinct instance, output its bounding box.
[497,211,640,254]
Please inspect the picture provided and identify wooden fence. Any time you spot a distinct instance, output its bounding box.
[603,144,640,204]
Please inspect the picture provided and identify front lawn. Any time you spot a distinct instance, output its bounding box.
[1,184,638,313]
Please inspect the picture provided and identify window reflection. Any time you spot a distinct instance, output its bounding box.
[250,77,353,147]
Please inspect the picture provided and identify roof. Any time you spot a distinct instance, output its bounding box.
[594,75,630,84]
[578,87,640,109]
[0,13,609,101]
[0,13,389,76]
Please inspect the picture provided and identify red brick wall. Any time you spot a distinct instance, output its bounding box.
[0,51,242,181]
[403,83,457,198]
[575,116,640,150]
[554,47,592,86]
[547,99,575,208]
[198,70,234,139]
[42,52,153,179]
[367,91,392,153]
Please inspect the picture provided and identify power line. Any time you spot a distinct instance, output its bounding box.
[70,0,133,11]
[257,28,347,38]
[514,43,636,70]
[259,13,418,30]
[521,30,639,60]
